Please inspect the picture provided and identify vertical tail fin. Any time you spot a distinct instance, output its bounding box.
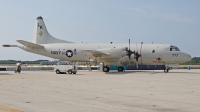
[32,16,73,44]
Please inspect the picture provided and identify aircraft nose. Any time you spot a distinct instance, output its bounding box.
[183,53,192,62]
[187,54,192,61]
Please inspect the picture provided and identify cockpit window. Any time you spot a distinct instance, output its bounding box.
[175,47,180,51]
[170,45,180,51]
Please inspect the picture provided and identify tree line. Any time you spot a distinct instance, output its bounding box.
[0,60,49,64]
[180,57,200,65]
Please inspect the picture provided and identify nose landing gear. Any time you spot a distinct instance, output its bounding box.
[164,66,172,73]
[164,69,169,73]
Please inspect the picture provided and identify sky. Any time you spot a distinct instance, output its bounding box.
[0,0,199,61]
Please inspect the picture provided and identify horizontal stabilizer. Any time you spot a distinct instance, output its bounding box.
[17,40,44,49]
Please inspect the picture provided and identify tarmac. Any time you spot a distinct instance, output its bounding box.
[0,69,200,112]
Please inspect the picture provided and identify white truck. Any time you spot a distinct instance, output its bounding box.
[54,62,77,74]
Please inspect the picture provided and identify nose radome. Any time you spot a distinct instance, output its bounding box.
[188,54,191,58]
[189,54,192,59]
[186,53,192,61]
[180,52,191,63]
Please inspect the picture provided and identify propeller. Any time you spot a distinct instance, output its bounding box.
[134,51,141,69]
[126,39,135,60]
[126,39,141,69]
[134,51,141,62]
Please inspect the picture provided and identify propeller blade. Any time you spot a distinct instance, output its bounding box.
[136,57,138,61]
[127,39,131,60]
[129,39,130,51]
[136,61,138,69]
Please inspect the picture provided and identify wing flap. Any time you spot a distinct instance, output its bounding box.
[17,40,44,49]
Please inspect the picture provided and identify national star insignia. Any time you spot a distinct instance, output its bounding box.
[67,52,72,56]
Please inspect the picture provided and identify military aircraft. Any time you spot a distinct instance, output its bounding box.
[3,16,191,72]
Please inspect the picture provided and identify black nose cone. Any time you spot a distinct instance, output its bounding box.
[36,16,43,20]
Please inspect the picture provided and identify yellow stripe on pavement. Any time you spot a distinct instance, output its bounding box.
[0,105,23,112]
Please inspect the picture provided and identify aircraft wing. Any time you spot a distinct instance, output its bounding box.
[17,40,44,49]
[82,47,127,59]
[82,50,110,59]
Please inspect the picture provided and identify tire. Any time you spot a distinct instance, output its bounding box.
[73,72,77,74]
[118,67,124,72]
[164,69,169,73]
[68,70,72,74]
[56,70,60,74]
[103,66,110,72]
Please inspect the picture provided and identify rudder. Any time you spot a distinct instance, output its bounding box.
[32,16,73,44]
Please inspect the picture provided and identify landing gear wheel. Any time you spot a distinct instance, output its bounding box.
[56,70,60,74]
[164,69,169,73]
[103,66,110,72]
[118,66,124,72]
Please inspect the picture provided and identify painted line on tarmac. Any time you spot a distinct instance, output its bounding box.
[0,105,23,112]
[0,75,54,81]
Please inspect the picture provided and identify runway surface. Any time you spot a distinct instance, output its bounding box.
[0,70,200,112]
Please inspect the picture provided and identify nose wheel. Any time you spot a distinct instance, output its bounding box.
[164,69,169,73]
[164,66,170,73]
